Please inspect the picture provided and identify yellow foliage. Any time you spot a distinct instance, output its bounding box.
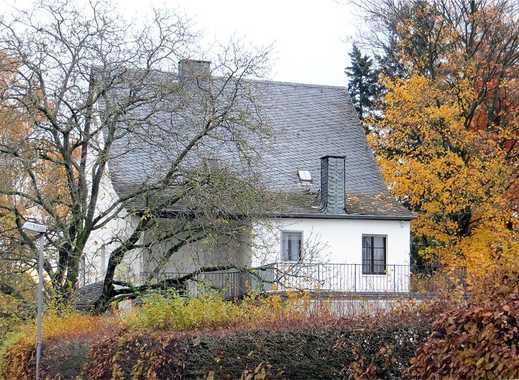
[11,307,115,347]
[0,53,80,229]
[371,75,518,277]
[124,290,315,332]
[0,306,113,379]
[0,294,26,340]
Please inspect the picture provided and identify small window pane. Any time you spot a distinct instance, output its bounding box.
[281,232,302,261]
[373,236,385,249]
[362,236,371,271]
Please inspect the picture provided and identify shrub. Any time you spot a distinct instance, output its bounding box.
[407,269,519,379]
[125,290,242,331]
[124,290,316,332]
[86,293,437,379]
[0,306,116,380]
[0,292,33,342]
[1,289,447,379]
[28,308,112,340]
[84,316,432,379]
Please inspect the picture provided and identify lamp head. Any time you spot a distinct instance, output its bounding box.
[22,221,47,234]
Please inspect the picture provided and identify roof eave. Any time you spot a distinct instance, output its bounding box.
[270,212,416,221]
[135,209,416,221]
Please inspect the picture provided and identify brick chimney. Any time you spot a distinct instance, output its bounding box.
[178,59,211,82]
[320,155,346,214]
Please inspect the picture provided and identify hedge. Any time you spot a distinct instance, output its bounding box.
[82,319,431,380]
[407,271,519,379]
[0,315,431,379]
[8,270,519,379]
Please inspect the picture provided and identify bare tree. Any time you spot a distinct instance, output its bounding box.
[0,0,274,311]
[353,0,519,120]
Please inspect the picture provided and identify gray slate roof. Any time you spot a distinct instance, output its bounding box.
[105,75,413,219]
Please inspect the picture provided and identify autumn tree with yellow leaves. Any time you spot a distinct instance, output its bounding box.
[0,54,37,338]
[370,76,517,274]
[355,0,518,276]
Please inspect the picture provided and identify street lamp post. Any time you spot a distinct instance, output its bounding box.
[22,221,47,380]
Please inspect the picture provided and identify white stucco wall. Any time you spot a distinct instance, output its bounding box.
[84,207,412,293]
[81,164,142,285]
[252,217,411,292]
[253,218,410,265]
[81,110,143,285]
[81,168,143,284]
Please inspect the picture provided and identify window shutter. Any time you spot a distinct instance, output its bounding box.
[287,236,293,261]
[281,234,289,261]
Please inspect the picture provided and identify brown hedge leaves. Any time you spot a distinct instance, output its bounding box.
[408,270,519,379]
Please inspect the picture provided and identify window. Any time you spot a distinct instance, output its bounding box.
[297,170,312,182]
[281,231,302,261]
[362,235,386,274]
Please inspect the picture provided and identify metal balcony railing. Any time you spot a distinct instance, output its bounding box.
[263,262,410,293]
[141,262,411,299]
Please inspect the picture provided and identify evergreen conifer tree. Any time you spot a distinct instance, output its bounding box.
[345,44,380,130]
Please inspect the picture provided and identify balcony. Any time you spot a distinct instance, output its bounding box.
[260,262,410,293]
[141,262,412,299]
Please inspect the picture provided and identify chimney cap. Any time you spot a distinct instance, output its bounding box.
[179,58,211,64]
[321,155,346,160]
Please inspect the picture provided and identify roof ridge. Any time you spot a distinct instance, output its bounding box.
[98,66,347,91]
[245,77,347,90]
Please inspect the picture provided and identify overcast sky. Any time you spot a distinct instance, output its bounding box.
[1,0,363,86]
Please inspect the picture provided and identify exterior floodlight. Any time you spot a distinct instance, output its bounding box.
[22,220,47,380]
[22,221,47,234]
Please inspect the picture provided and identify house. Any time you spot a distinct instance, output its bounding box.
[83,59,414,296]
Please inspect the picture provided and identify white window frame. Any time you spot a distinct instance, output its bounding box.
[280,230,303,262]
